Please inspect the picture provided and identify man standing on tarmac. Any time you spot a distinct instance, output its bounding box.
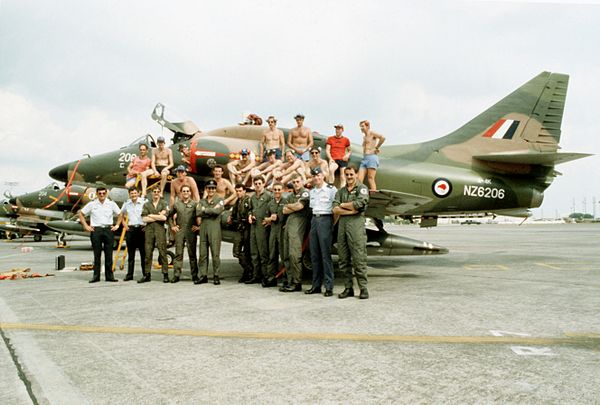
[229,183,252,282]
[247,176,272,284]
[332,166,370,299]
[262,182,286,288]
[141,188,169,283]
[196,180,224,285]
[168,185,199,284]
[306,167,337,297]
[280,174,310,293]
[78,186,121,283]
[116,188,146,282]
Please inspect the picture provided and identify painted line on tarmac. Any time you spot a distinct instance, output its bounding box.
[1,322,599,348]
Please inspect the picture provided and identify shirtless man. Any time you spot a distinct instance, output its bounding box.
[227,148,255,187]
[260,116,285,161]
[169,165,200,207]
[256,149,283,185]
[357,120,386,191]
[273,150,307,186]
[125,143,154,196]
[178,144,191,168]
[206,165,236,207]
[151,136,174,197]
[306,147,329,181]
[287,114,313,162]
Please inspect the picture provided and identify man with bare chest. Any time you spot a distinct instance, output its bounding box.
[306,147,329,181]
[260,116,285,161]
[206,165,236,207]
[169,165,200,207]
[287,114,314,162]
[151,136,174,197]
[227,148,255,187]
[358,120,386,191]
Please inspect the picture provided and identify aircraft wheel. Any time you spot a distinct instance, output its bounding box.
[158,250,175,266]
[34,234,42,242]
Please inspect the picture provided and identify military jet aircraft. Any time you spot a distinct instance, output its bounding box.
[48,71,590,254]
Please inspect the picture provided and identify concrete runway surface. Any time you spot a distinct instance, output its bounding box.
[1,223,599,404]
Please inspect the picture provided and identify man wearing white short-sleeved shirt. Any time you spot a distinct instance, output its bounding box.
[78,187,120,283]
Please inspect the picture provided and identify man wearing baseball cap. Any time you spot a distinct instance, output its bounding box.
[326,124,352,186]
[287,114,314,162]
[169,165,200,207]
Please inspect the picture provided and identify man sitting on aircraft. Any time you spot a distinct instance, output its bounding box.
[169,165,200,207]
[178,144,191,169]
[78,186,121,283]
[255,149,283,186]
[358,120,386,192]
[125,143,153,197]
[207,165,236,207]
[151,136,174,197]
[306,147,329,182]
[260,116,285,161]
[326,124,352,186]
[272,150,306,187]
[287,114,314,162]
[227,148,255,187]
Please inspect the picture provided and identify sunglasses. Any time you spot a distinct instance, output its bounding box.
[267,120,276,124]
[311,152,319,155]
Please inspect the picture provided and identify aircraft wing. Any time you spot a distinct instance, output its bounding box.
[365,189,432,218]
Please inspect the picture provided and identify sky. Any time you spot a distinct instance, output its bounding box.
[0,0,598,218]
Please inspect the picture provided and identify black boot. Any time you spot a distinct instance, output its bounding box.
[163,273,171,283]
[137,274,151,283]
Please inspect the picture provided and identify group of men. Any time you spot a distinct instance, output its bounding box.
[79,116,385,299]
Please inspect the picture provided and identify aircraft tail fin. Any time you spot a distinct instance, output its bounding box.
[410,72,591,170]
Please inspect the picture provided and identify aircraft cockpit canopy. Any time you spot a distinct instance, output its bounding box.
[126,134,157,149]
[151,102,201,144]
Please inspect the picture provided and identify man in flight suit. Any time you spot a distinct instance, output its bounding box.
[332,166,370,299]
[230,183,252,283]
[141,188,169,283]
[196,180,224,285]
[262,182,286,288]
[247,176,273,284]
[168,185,199,283]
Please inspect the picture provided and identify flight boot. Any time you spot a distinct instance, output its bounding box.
[338,288,354,299]
[359,288,369,299]
[137,273,151,283]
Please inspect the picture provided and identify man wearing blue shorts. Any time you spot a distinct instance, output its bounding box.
[358,120,386,191]
[287,114,314,162]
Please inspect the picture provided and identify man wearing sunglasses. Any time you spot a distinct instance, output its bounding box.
[78,187,121,283]
[307,147,329,181]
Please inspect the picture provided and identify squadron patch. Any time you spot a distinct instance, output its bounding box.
[432,178,452,198]
[360,188,368,195]
[206,158,217,168]
[301,191,309,198]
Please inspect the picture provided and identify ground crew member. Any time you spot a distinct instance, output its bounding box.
[116,188,146,281]
[332,166,370,299]
[358,120,386,191]
[247,176,272,284]
[78,186,120,283]
[141,188,169,283]
[262,182,285,287]
[229,183,252,282]
[306,167,337,296]
[280,174,310,293]
[168,185,199,284]
[196,180,224,285]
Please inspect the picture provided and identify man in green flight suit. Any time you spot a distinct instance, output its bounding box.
[168,185,199,284]
[196,180,224,285]
[247,176,273,284]
[141,187,169,283]
[280,173,310,292]
[332,165,370,299]
[229,183,253,283]
[262,182,286,288]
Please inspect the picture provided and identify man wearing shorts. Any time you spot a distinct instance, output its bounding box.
[326,124,351,186]
[358,120,385,191]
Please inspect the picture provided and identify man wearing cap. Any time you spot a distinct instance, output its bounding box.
[307,147,329,181]
[326,124,352,186]
[358,120,386,191]
[306,167,337,296]
[125,143,154,197]
[115,188,146,282]
[196,180,225,285]
[333,165,370,299]
[273,150,306,186]
[78,186,121,283]
[141,188,169,283]
[227,148,255,187]
[260,116,285,161]
[169,165,200,207]
[168,185,199,283]
[151,136,174,198]
[280,173,310,292]
[255,149,283,185]
[287,114,313,162]
[247,176,273,284]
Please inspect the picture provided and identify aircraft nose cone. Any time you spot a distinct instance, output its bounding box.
[49,163,70,182]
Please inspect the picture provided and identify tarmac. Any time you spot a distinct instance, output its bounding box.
[0,223,599,404]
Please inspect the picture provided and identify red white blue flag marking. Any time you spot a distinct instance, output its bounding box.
[482,119,520,139]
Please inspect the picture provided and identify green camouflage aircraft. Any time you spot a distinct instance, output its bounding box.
[48,72,590,255]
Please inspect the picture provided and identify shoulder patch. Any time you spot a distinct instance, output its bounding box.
[327,184,334,188]
[219,200,224,206]
[301,191,309,198]
[360,188,368,195]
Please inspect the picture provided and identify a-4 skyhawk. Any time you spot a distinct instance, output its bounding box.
[48,72,591,255]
